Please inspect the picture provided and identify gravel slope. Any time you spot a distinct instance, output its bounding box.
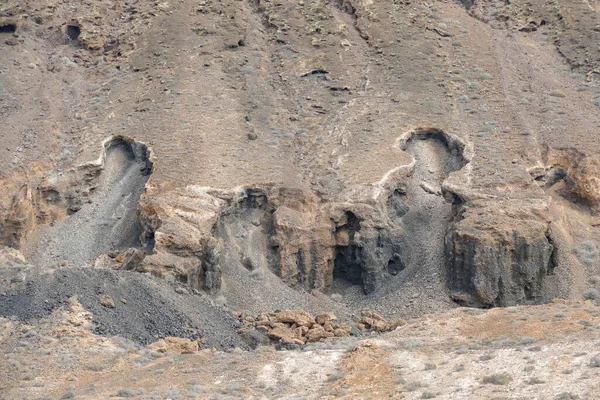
[0,265,245,349]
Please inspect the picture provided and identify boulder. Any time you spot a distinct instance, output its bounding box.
[306,325,334,343]
[333,328,349,337]
[99,295,115,309]
[149,337,198,354]
[119,248,146,270]
[0,247,28,267]
[335,323,352,335]
[233,310,353,345]
[315,312,336,325]
[268,326,304,345]
[370,319,389,332]
[323,323,334,332]
[272,310,315,327]
[357,312,402,332]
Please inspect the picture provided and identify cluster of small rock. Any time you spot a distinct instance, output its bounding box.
[234,310,352,346]
[234,310,407,346]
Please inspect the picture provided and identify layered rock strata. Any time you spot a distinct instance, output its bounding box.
[0,129,571,309]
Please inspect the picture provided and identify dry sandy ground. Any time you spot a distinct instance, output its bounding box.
[1,299,600,400]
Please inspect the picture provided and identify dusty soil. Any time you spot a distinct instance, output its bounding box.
[1,299,600,399]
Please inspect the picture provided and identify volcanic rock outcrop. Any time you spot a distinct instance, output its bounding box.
[535,147,600,212]
[0,126,563,311]
[1,136,153,267]
[0,122,573,315]
[126,128,471,299]
[2,0,599,325]
[446,199,555,307]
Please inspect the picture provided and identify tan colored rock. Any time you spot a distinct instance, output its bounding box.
[359,312,390,331]
[268,190,338,292]
[298,325,309,336]
[568,155,600,208]
[85,40,104,52]
[94,254,117,269]
[0,186,36,249]
[293,327,305,339]
[245,310,354,345]
[447,199,554,307]
[306,325,335,343]
[0,247,26,265]
[258,314,269,322]
[149,337,198,354]
[357,312,403,332]
[138,188,223,292]
[370,319,389,332]
[333,328,350,337]
[119,248,146,271]
[335,229,350,246]
[336,323,352,334]
[272,310,315,327]
[256,319,270,327]
[370,312,386,322]
[268,326,304,345]
[267,314,278,323]
[99,295,115,308]
[315,312,336,325]
[64,298,93,329]
[270,322,288,330]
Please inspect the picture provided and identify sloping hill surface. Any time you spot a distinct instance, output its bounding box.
[1,2,600,397]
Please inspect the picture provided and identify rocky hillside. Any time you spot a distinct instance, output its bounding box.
[2,0,600,398]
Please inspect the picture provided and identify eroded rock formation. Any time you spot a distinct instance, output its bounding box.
[446,199,555,307]
[530,147,600,213]
[0,136,153,266]
[127,186,251,291]
[131,128,473,297]
[0,128,576,311]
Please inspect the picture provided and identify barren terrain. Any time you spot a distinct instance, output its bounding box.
[2,299,600,399]
[2,0,600,398]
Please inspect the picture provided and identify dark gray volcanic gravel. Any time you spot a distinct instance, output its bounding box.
[0,266,246,350]
[26,140,152,268]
